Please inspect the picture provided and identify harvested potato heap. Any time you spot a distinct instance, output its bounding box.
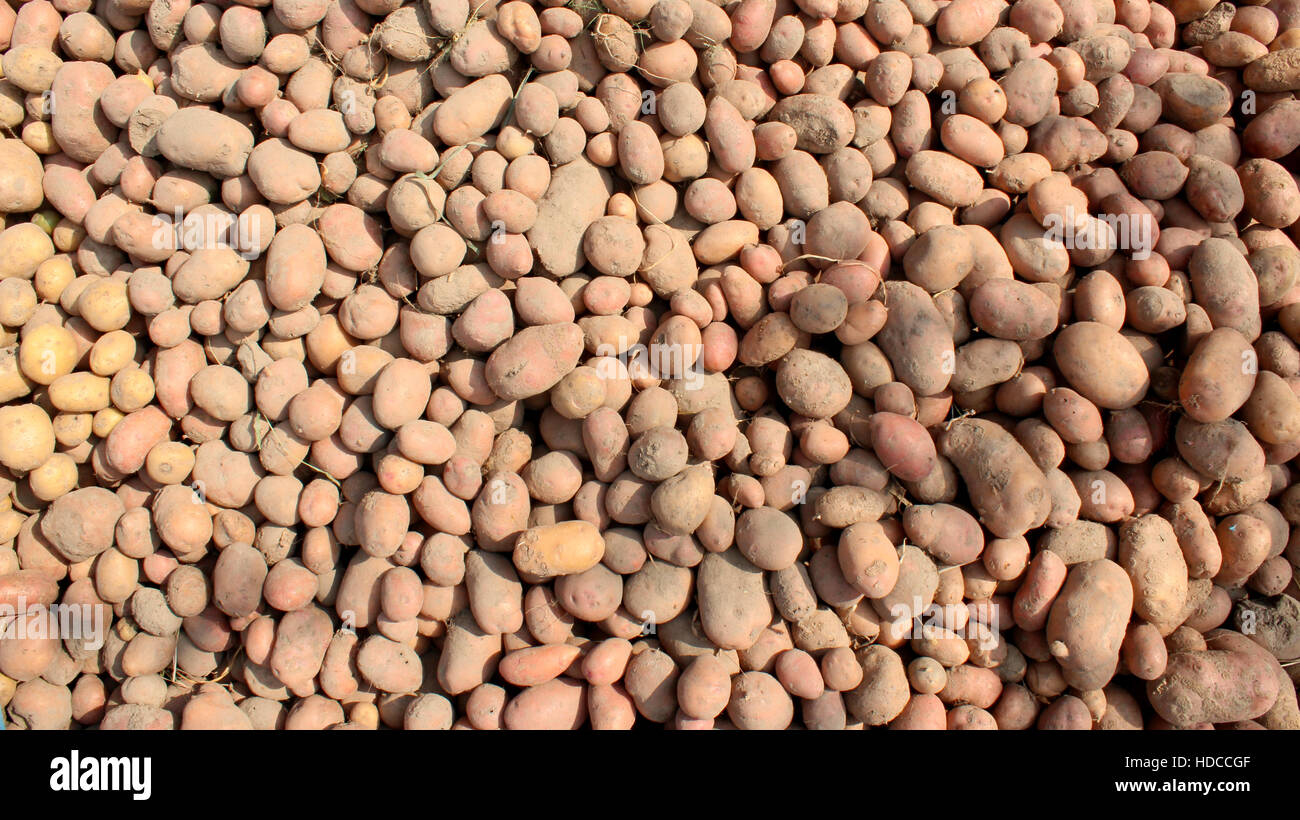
[3,0,1300,732]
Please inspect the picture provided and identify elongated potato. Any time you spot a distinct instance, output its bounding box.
[941,418,1051,538]
[873,282,954,397]
[1118,515,1188,635]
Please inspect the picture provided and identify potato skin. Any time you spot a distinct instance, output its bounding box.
[902,503,984,566]
[1122,622,1168,681]
[1013,549,1068,632]
[697,549,772,650]
[940,418,1051,538]
[734,507,802,571]
[1189,238,1262,340]
[775,349,852,419]
[1242,371,1300,445]
[969,278,1058,341]
[868,412,938,482]
[838,521,901,599]
[1053,322,1150,409]
[502,678,587,730]
[1179,327,1256,423]
[844,644,910,726]
[727,671,794,730]
[484,323,584,400]
[875,281,955,397]
[1146,644,1280,727]
[513,520,605,578]
[1045,559,1134,691]
[1118,515,1188,636]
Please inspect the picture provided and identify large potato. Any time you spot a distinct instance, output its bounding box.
[941,418,1051,538]
[1053,322,1150,409]
[1045,559,1134,691]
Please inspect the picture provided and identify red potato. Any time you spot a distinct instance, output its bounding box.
[868,412,938,482]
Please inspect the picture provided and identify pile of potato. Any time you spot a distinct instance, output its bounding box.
[2,0,1300,731]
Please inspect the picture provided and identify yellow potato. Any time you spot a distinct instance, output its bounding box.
[34,255,75,302]
[49,371,111,412]
[0,222,54,280]
[0,278,37,326]
[0,404,55,471]
[110,367,156,412]
[51,222,85,254]
[76,278,132,332]
[21,121,58,154]
[18,323,77,384]
[92,407,125,438]
[27,452,77,501]
[52,412,93,447]
[0,347,31,402]
[144,441,195,485]
[0,510,23,543]
[89,330,137,375]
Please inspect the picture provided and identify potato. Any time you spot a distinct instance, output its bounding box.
[528,158,614,277]
[513,520,605,579]
[50,61,117,163]
[1013,549,1068,632]
[875,281,955,397]
[735,507,802,571]
[0,139,44,213]
[867,411,938,482]
[1189,238,1262,341]
[677,654,732,719]
[0,403,54,471]
[1215,514,1272,589]
[1179,327,1257,423]
[697,549,771,650]
[941,418,1051,538]
[1052,322,1151,409]
[844,645,909,725]
[1242,371,1300,445]
[156,109,254,179]
[1147,643,1281,727]
[437,612,503,696]
[0,222,54,281]
[484,323,584,401]
[903,504,984,566]
[1118,515,1188,635]
[969,279,1059,341]
[1045,559,1133,691]
[1174,417,1265,486]
[355,635,421,694]
[39,486,124,563]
